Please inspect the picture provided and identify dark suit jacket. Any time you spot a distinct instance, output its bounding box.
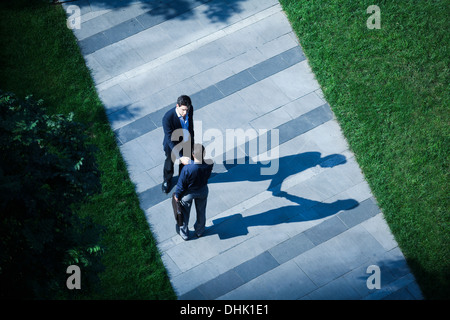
[162,106,194,156]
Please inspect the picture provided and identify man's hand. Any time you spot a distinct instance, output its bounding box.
[180,156,190,165]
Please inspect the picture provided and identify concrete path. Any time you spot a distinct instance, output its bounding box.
[64,0,423,300]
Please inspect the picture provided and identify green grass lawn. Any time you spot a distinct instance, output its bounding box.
[0,1,176,299]
[279,0,449,299]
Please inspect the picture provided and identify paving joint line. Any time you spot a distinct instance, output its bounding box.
[114,46,305,145]
[62,0,423,300]
[159,150,356,252]
[135,103,333,212]
[95,4,282,92]
[179,196,379,300]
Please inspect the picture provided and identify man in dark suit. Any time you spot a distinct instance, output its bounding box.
[174,144,213,240]
[162,95,195,193]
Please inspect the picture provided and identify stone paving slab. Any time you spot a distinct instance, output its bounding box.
[64,0,423,300]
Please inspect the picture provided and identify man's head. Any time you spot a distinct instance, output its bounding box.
[192,143,205,162]
[176,95,192,119]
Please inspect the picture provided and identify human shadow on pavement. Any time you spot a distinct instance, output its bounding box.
[208,193,358,239]
[203,151,359,239]
[209,151,347,193]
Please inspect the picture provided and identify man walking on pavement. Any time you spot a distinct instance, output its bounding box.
[162,95,195,193]
[174,144,213,240]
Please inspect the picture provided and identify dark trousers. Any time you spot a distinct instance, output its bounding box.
[163,150,184,183]
[179,185,208,239]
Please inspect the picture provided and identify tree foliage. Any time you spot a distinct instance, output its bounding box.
[0,92,104,299]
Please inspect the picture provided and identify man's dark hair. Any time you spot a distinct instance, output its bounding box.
[192,143,205,161]
[177,95,192,108]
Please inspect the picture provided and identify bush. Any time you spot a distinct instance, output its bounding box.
[0,92,104,299]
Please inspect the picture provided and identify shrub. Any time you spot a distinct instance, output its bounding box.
[0,92,104,299]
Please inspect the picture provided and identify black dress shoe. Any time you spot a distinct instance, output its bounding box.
[162,181,170,193]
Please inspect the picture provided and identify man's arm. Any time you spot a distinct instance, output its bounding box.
[205,162,213,180]
[189,106,194,141]
[162,113,177,152]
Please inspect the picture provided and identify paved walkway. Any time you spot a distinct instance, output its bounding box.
[64,0,423,300]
